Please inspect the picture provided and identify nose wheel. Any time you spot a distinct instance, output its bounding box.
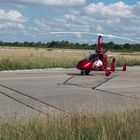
[81,70,84,75]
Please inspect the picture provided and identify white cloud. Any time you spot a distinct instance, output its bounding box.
[0,22,25,29]
[35,19,50,31]
[0,0,86,7]
[85,1,136,18]
[64,14,77,21]
[34,13,90,34]
[31,1,140,43]
[69,9,80,15]
[0,9,26,22]
[96,25,103,32]
[0,9,26,29]
[133,1,140,17]
[74,32,82,38]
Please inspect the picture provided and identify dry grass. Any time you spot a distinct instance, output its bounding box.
[108,52,140,66]
[0,109,139,140]
[0,47,89,70]
[0,47,140,70]
[0,47,88,59]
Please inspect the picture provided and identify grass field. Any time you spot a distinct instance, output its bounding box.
[0,47,140,70]
[0,109,139,140]
[0,47,139,139]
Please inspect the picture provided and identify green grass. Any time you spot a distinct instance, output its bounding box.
[0,56,78,71]
[0,55,140,71]
[0,110,139,140]
[116,56,140,66]
[0,48,140,71]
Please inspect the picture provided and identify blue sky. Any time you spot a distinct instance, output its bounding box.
[0,0,140,44]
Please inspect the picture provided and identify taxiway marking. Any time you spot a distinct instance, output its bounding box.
[0,75,66,81]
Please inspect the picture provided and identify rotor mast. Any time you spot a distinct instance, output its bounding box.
[96,35,103,53]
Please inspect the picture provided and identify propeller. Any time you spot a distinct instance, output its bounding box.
[50,31,140,43]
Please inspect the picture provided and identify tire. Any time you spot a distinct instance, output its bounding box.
[85,70,90,75]
[81,71,84,75]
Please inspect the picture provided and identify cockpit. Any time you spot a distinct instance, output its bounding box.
[84,54,97,62]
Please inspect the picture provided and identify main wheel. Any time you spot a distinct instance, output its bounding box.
[81,70,84,75]
[85,70,90,75]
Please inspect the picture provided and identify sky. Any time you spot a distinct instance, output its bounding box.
[0,0,140,44]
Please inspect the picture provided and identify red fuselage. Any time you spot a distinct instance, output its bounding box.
[76,51,108,71]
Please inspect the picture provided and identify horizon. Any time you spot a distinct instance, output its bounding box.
[0,39,139,45]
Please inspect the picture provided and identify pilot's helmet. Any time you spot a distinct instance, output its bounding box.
[94,60,102,67]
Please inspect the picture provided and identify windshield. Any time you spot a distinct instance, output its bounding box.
[84,54,97,62]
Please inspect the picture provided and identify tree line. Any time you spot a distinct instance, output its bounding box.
[0,40,140,51]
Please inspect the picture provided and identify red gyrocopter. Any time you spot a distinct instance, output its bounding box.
[76,35,126,76]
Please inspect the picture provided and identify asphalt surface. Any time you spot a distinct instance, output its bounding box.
[0,67,139,119]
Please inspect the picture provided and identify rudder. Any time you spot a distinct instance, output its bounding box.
[110,58,116,72]
[123,64,126,71]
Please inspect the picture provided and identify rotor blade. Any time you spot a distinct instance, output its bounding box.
[51,31,98,36]
[50,31,140,43]
[102,34,140,43]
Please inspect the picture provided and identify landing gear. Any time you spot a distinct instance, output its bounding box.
[81,70,84,75]
[105,69,111,76]
[80,70,90,75]
[85,70,90,75]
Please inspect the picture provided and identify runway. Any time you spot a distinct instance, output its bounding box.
[0,67,140,118]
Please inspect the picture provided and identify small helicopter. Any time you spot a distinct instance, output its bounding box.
[76,35,127,76]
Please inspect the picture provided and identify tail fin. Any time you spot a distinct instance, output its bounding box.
[123,64,126,71]
[110,58,116,72]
